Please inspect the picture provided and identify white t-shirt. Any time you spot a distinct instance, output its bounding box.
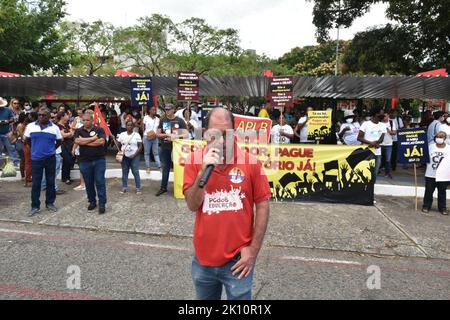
[390,117,404,142]
[339,122,361,145]
[117,132,142,158]
[298,117,310,143]
[271,124,294,144]
[143,115,160,138]
[381,120,398,146]
[359,121,387,156]
[426,143,450,179]
[438,123,450,145]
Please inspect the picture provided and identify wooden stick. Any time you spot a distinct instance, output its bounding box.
[414,163,418,211]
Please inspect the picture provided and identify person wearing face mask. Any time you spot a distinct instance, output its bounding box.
[422,131,450,216]
[357,106,387,183]
[427,111,444,143]
[338,110,361,146]
[295,107,314,144]
[438,113,450,145]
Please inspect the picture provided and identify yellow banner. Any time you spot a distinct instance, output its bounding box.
[308,110,332,142]
[173,140,376,205]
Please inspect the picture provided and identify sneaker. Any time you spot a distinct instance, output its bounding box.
[74,185,86,191]
[88,203,97,211]
[440,209,449,216]
[56,190,66,195]
[136,189,142,195]
[99,207,106,215]
[65,180,72,185]
[155,189,167,197]
[421,208,430,214]
[28,208,40,217]
[46,204,58,213]
[120,188,128,194]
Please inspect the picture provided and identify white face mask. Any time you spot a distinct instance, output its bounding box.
[365,117,371,121]
[446,118,450,125]
[299,117,307,124]
[436,138,445,145]
[346,118,354,124]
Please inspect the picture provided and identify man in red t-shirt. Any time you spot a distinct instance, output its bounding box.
[183,108,271,300]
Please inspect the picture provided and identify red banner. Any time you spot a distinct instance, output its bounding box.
[234,114,272,143]
[93,104,112,137]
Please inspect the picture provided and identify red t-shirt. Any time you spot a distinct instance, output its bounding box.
[183,146,272,267]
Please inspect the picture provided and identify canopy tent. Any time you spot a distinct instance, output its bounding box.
[0,75,449,100]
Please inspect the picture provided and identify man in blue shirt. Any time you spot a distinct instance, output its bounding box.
[0,97,19,165]
[24,107,63,217]
[427,111,444,143]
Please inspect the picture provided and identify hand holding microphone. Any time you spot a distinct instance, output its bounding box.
[199,147,223,189]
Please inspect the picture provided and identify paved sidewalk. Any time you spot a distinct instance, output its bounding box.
[1,179,449,260]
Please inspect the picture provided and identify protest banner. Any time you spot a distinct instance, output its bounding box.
[307,110,333,142]
[234,114,272,144]
[397,128,430,210]
[130,77,153,109]
[270,76,293,108]
[397,129,429,164]
[177,72,200,102]
[173,140,375,205]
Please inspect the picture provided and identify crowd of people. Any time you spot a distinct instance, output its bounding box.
[0,97,448,216]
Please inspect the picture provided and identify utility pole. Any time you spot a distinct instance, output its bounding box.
[335,0,342,76]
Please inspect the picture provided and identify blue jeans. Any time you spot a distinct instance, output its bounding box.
[42,153,61,191]
[160,148,172,190]
[373,155,382,184]
[121,154,141,189]
[144,138,161,169]
[31,156,56,209]
[0,133,19,165]
[381,145,393,174]
[79,159,107,207]
[192,255,254,300]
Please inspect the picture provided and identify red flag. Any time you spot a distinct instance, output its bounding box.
[93,103,112,137]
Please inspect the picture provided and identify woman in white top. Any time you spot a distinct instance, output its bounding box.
[338,110,361,146]
[380,114,397,179]
[271,114,294,144]
[117,121,143,194]
[422,131,450,215]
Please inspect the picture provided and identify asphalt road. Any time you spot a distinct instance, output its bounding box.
[0,221,449,300]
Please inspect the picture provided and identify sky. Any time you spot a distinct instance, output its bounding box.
[65,0,391,59]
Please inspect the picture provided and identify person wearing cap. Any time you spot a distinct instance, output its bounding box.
[339,110,362,146]
[0,97,19,165]
[155,104,188,196]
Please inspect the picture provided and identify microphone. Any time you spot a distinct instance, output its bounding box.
[199,164,215,189]
[199,147,222,189]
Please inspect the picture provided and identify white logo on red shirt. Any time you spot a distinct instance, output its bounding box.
[203,187,246,215]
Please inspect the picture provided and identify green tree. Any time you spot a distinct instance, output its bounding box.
[343,24,415,75]
[308,0,450,71]
[171,17,241,74]
[62,20,117,75]
[114,14,175,76]
[0,0,72,74]
[278,41,349,76]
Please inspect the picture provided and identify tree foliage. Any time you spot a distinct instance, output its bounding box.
[0,0,71,74]
[278,41,349,76]
[61,20,116,75]
[309,0,450,72]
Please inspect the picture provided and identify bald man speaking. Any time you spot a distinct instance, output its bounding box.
[183,107,271,300]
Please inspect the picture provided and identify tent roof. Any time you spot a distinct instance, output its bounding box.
[0,75,449,100]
